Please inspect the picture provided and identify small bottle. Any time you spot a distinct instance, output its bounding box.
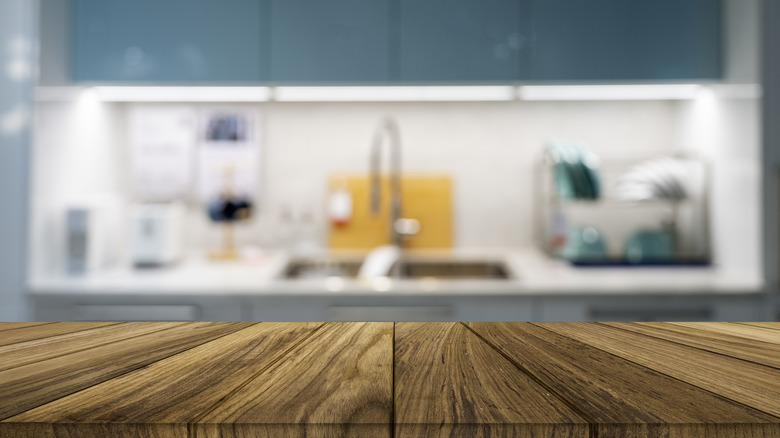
[551,209,568,253]
[295,208,318,256]
[277,204,296,251]
[328,178,353,228]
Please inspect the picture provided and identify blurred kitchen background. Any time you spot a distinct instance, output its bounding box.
[1,0,779,322]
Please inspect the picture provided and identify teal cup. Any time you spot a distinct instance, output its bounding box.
[624,229,675,262]
[559,226,608,261]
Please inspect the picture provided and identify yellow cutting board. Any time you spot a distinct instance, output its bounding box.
[328,174,452,249]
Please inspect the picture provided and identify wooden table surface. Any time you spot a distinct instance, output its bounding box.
[0,322,778,437]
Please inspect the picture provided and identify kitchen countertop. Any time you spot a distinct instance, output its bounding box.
[28,248,763,296]
[0,322,778,437]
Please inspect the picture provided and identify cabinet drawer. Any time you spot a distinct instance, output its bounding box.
[328,306,453,321]
[588,307,711,322]
[74,305,200,321]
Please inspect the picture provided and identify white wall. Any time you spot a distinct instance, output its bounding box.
[675,90,761,274]
[246,100,677,250]
[671,0,762,277]
[30,92,126,278]
[0,0,36,321]
[31,98,678,274]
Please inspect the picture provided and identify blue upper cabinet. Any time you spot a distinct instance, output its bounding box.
[270,0,391,83]
[398,0,531,82]
[73,0,268,82]
[72,0,722,84]
[531,0,721,81]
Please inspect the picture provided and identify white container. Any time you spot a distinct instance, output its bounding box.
[130,202,184,266]
[65,197,121,275]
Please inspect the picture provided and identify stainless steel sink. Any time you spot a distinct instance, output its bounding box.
[400,260,509,279]
[282,259,510,280]
[283,260,363,279]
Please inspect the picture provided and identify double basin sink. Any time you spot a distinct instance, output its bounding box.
[283,258,511,280]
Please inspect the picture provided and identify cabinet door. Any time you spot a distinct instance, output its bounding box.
[531,0,720,81]
[399,0,531,82]
[74,0,268,82]
[270,0,391,83]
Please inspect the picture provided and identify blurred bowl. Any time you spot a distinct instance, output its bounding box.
[559,226,608,261]
[624,229,674,262]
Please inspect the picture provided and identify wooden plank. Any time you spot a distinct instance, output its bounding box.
[0,322,54,332]
[0,322,193,372]
[468,322,778,437]
[0,423,180,438]
[0,322,119,347]
[0,322,248,421]
[1,321,778,437]
[394,322,589,438]
[737,322,780,332]
[596,424,780,438]
[604,322,780,370]
[4,322,322,438]
[194,322,393,438]
[668,322,780,345]
[539,322,780,419]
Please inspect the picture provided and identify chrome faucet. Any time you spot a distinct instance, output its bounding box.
[370,117,404,246]
[360,118,419,280]
[370,117,421,244]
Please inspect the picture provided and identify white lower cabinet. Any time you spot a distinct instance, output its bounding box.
[32,296,247,321]
[31,293,764,322]
[538,295,763,322]
[249,295,536,322]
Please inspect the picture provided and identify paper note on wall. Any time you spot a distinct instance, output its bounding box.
[197,110,261,202]
[129,106,196,201]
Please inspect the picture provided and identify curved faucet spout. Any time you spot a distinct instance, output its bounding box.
[370,117,404,246]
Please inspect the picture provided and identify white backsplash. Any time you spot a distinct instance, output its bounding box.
[675,89,761,274]
[195,100,678,250]
[34,95,760,274]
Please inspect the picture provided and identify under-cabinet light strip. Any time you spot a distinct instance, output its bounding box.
[34,84,757,103]
[273,86,516,101]
[94,86,273,102]
[518,84,702,101]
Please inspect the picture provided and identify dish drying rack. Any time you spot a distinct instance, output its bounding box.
[533,150,711,266]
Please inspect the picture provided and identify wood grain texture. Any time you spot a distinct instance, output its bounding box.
[737,322,780,331]
[0,322,53,332]
[0,423,181,438]
[540,322,780,418]
[596,424,780,438]
[0,322,248,421]
[668,322,780,344]
[394,322,589,438]
[194,322,393,438]
[0,322,118,347]
[0,322,191,372]
[6,322,322,437]
[468,322,779,437]
[0,322,779,438]
[604,322,780,370]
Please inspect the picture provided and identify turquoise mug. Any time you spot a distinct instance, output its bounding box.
[624,229,675,262]
[559,226,608,261]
